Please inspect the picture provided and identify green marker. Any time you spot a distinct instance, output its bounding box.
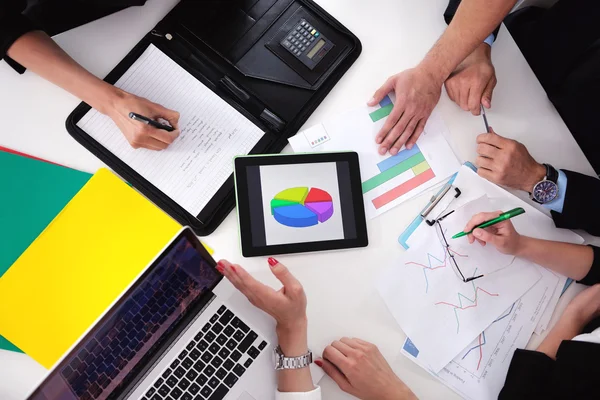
[452,207,526,239]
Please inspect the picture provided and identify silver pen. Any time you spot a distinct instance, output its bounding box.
[481,104,491,133]
[420,183,453,218]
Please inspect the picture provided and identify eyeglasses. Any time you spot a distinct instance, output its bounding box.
[434,219,483,283]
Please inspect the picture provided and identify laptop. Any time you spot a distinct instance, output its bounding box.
[26,227,279,400]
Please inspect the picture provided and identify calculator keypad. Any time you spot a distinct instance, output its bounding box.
[281,19,322,58]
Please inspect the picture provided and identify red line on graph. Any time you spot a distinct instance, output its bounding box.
[435,287,499,311]
[406,248,467,271]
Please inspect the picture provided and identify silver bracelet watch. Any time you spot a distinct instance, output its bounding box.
[274,346,313,370]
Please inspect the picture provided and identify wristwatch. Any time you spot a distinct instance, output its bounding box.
[274,346,313,370]
[530,163,559,204]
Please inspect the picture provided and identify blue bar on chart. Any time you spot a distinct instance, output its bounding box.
[379,95,393,108]
[369,95,394,122]
[377,145,422,172]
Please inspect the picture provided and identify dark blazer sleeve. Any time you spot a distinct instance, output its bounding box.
[444,0,501,40]
[0,0,37,74]
[577,245,600,286]
[500,341,600,400]
[551,170,600,236]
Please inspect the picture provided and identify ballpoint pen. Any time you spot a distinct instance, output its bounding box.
[128,112,175,132]
[452,207,525,239]
[481,104,491,133]
[452,207,526,239]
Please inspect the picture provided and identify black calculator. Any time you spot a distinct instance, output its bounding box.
[280,19,334,70]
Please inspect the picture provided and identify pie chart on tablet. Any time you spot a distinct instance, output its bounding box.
[270,187,334,228]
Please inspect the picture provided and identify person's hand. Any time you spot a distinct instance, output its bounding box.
[476,128,546,192]
[106,91,181,150]
[561,284,600,329]
[445,43,496,115]
[537,284,600,359]
[369,67,443,155]
[463,211,522,255]
[317,338,417,400]
[216,258,308,356]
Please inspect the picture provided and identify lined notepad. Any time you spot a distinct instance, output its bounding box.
[77,45,264,216]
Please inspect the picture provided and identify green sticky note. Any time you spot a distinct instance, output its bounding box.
[0,150,91,354]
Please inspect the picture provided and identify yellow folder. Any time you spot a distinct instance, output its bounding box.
[0,168,203,369]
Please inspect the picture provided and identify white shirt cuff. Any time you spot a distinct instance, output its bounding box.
[276,386,321,400]
[483,33,495,47]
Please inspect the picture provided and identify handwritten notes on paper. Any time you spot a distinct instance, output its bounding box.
[78,45,263,216]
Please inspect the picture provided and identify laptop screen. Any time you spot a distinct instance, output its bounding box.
[28,231,221,400]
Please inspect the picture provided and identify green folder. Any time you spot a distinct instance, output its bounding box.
[0,149,92,353]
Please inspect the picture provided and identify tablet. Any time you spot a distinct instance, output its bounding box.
[234,152,368,256]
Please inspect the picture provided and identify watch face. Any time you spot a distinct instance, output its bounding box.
[533,180,558,203]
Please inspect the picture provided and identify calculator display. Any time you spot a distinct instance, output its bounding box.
[307,39,325,59]
[280,19,334,70]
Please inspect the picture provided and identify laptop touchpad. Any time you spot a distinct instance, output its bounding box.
[237,392,257,400]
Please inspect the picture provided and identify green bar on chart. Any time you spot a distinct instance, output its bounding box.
[362,152,426,193]
[369,103,394,122]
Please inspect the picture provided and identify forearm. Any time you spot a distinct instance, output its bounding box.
[536,314,583,360]
[517,237,594,281]
[6,30,120,114]
[421,0,517,83]
[276,319,315,393]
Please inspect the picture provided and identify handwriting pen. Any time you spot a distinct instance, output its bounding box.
[451,207,526,239]
[129,112,175,132]
[481,104,491,133]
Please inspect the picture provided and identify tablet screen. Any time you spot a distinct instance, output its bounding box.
[235,153,368,256]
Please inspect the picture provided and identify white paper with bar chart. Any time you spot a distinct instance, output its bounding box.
[289,95,461,218]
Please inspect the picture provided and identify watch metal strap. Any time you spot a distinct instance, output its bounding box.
[275,346,313,370]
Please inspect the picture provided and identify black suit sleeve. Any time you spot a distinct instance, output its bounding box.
[500,341,600,400]
[552,170,600,236]
[444,0,501,40]
[578,245,600,286]
[0,0,37,74]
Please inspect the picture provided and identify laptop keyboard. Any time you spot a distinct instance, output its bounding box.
[142,305,268,400]
[60,265,201,399]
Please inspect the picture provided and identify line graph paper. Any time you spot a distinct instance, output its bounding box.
[377,222,542,372]
[405,244,468,293]
[461,331,487,370]
[434,269,500,333]
[452,302,518,377]
[459,302,517,371]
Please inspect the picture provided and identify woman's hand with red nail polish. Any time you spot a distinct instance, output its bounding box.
[216,259,308,356]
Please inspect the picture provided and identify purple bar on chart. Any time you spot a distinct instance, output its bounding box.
[377,145,421,172]
[379,95,392,108]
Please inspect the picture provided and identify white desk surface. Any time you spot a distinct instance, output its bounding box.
[1,1,597,399]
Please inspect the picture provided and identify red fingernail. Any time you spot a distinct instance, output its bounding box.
[216,266,224,274]
[268,257,278,267]
[315,360,323,367]
[230,265,236,273]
